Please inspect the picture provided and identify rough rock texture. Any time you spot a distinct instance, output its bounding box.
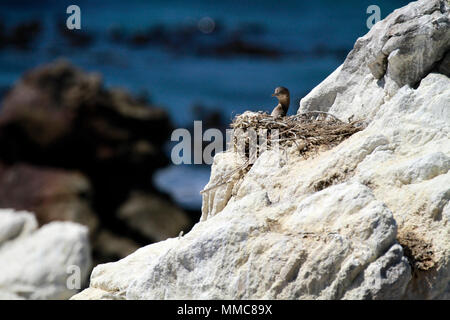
[0,209,91,299]
[299,0,450,121]
[73,0,449,300]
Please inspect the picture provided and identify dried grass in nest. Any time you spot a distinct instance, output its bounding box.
[230,111,365,161]
[201,111,365,194]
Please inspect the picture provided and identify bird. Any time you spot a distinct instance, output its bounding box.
[270,86,290,118]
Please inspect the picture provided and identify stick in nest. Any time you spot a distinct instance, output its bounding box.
[201,111,365,194]
[200,159,250,194]
[230,112,364,156]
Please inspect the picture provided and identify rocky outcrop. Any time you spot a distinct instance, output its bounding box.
[0,60,171,175]
[0,209,91,299]
[0,60,192,264]
[0,20,42,50]
[72,0,449,300]
[299,0,450,121]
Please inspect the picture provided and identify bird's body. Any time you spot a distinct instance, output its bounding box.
[270,86,290,118]
[271,104,286,118]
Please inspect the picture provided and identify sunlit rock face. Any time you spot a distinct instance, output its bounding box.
[72,0,450,300]
[299,0,450,121]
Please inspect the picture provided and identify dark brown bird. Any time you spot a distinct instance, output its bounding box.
[270,86,290,118]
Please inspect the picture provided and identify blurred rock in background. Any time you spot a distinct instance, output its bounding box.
[0,60,195,265]
[0,209,91,300]
[0,163,97,230]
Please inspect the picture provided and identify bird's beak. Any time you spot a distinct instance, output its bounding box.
[271,93,277,97]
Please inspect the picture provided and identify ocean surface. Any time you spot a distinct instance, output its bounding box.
[0,0,410,210]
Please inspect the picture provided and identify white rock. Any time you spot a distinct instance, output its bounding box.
[73,179,412,300]
[73,0,450,300]
[0,209,37,244]
[201,151,246,221]
[299,0,450,122]
[393,152,450,185]
[0,209,91,300]
[342,244,411,300]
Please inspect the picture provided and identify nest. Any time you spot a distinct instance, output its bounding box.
[201,111,365,194]
[230,111,365,161]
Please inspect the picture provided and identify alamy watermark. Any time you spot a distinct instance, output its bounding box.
[366,5,381,29]
[66,265,82,290]
[66,5,81,30]
[171,121,280,165]
[63,5,381,33]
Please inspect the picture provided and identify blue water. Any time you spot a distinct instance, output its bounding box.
[154,165,211,210]
[0,0,410,209]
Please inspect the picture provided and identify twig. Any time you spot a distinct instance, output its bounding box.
[297,111,344,123]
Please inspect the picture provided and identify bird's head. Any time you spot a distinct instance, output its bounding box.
[272,86,290,104]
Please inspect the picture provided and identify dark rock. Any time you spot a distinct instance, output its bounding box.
[0,85,10,101]
[0,162,98,232]
[0,20,42,50]
[235,22,267,36]
[184,103,229,165]
[0,21,5,49]
[0,60,171,180]
[207,37,281,58]
[437,51,450,77]
[93,228,141,264]
[129,24,168,47]
[58,22,94,47]
[190,103,227,132]
[0,60,188,263]
[115,21,282,58]
[7,20,42,50]
[117,191,191,242]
